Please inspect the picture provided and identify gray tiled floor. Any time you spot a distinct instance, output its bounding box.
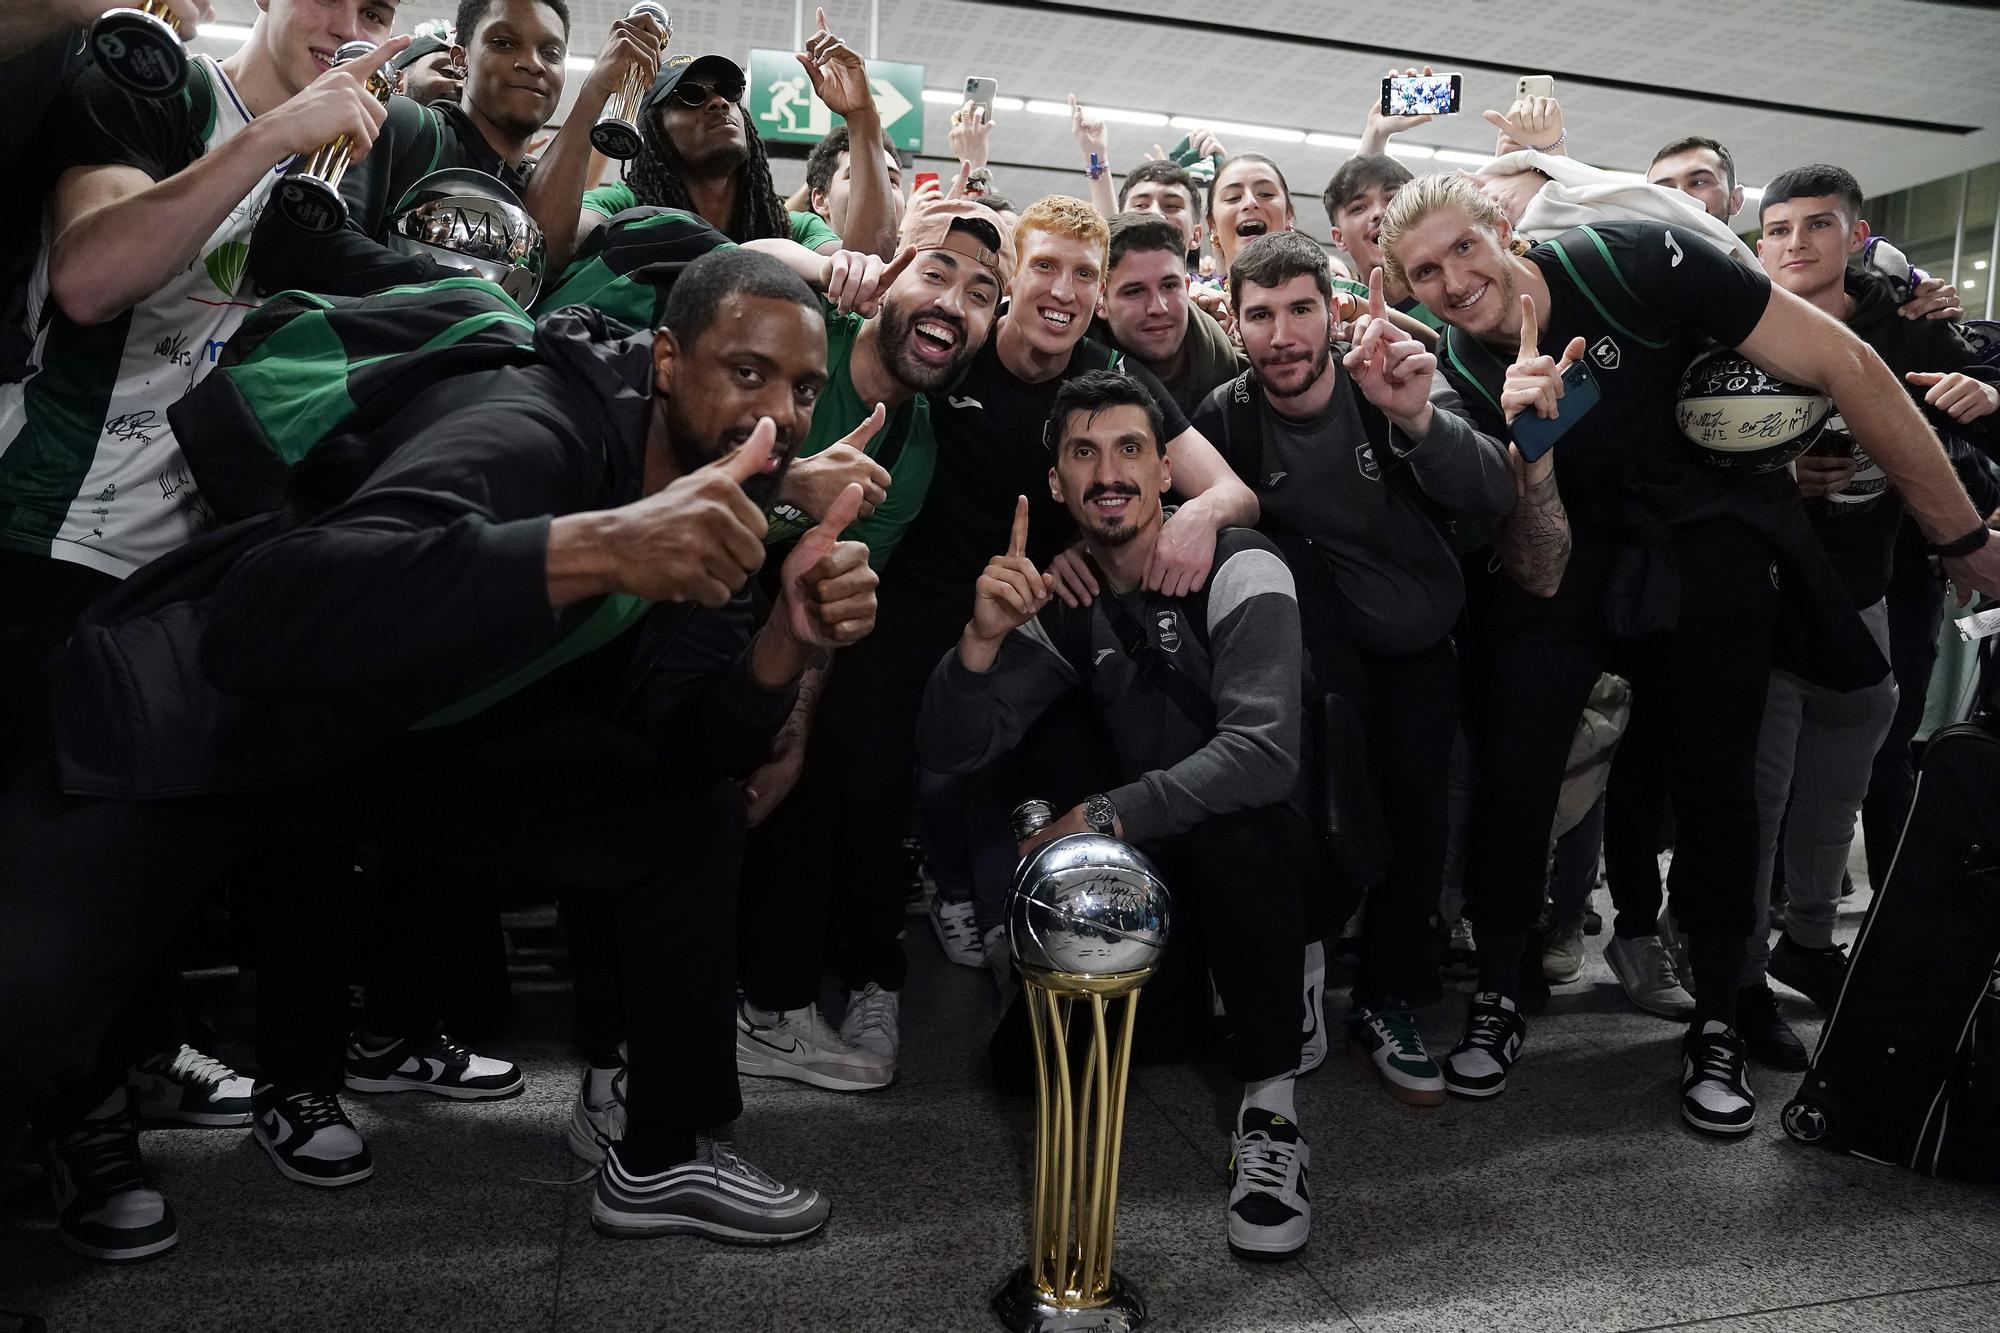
[5,881,1997,1333]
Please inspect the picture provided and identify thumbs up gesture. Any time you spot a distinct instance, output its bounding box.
[961,496,1055,669]
[1500,293,1587,425]
[774,479,878,650]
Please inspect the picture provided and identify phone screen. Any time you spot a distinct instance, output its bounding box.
[1382,73,1461,117]
[1511,359,1600,461]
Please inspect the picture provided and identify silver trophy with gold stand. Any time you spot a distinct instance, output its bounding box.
[589,2,672,159]
[992,801,1170,1333]
[273,40,396,235]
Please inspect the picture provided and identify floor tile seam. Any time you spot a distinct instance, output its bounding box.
[1287,1260,1367,1332]
[1610,1274,2000,1331]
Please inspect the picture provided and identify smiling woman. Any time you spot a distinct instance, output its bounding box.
[1208,153,1296,274]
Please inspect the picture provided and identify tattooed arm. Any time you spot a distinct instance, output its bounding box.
[741,652,831,827]
[1495,449,1571,597]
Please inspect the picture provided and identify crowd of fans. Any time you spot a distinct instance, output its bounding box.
[2,0,1997,1272]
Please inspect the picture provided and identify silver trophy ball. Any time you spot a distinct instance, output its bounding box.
[387,168,547,307]
[1007,833,1170,979]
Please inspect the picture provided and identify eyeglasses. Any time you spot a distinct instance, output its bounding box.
[666,77,745,108]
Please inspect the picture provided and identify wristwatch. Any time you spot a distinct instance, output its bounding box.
[1929,524,1992,559]
[1082,793,1118,836]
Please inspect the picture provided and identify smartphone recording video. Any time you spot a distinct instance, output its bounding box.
[1382,73,1461,117]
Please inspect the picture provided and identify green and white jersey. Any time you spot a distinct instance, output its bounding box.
[0,55,284,577]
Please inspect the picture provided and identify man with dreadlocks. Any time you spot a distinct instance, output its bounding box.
[546,12,899,270]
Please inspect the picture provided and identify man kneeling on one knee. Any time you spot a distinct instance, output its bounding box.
[916,369,1334,1263]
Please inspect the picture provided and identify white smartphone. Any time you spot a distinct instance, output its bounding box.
[1517,74,1555,100]
[963,75,997,121]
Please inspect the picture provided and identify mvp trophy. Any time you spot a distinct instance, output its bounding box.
[273,41,396,235]
[589,2,672,159]
[992,800,1171,1333]
[92,1,191,99]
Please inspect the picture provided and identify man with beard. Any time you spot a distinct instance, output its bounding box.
[1195,231,1514,1110]
[1094,212,1244,416]
[918,369,1325,1262]
[550,13,898,269]
[0,246,879,1248]
[250,0,663,297]
[733,197,1010,1090]
[1380,172,2000,1137]
[742,197,1255,1080]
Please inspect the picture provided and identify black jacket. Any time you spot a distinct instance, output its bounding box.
[49,307,794,798]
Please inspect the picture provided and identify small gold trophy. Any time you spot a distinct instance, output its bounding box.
[589,2,672,160]
[992,800,1170,1333]
[272,41,397,235]
[92,1,191,99]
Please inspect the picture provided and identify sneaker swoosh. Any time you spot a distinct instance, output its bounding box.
[259,1110,291,1147]
[747,1028,802,1056]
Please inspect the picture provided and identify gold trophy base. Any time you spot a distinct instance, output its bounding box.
[92,7,189,99]
[992,1264,1146,1333]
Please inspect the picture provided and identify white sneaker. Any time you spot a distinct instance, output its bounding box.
[1541,920,1586,985]
[736,998,891,1092]
[840,984,901,1066]
[1227,1109,1310,1261]
[567,1063,627,1166]
[929,896,983,968]
[1298,941,1327,1076]
[1604,933,1696,1020]
[128,1043,254,1127]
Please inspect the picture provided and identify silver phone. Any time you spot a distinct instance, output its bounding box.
[1517,74,1555,100]
[963,75,997,120]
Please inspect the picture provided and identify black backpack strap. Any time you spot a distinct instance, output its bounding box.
[1079,552,1216,730]
[1543,224,1675,350]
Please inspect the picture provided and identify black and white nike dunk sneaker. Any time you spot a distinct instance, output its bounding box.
[343,1029,523,1100]
[1227,1109,1310,1261]
[251,1085,373,1188]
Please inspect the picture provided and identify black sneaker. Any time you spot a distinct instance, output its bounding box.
[1442,992,1526,1099]
[1681,1021,1757,1137]
[251,1085,373,1188]
[46,1087,178,1262]
[1768,935,1849,1014]
[1227,1109,1310,1261]
[591,1138,830,1243]
[344,1030,523,1100]
[1737,983,1808,1071]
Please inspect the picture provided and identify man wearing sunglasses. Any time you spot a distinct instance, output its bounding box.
[552,17,899,269]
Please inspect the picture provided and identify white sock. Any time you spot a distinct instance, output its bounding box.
[1242,1072,1297,1125]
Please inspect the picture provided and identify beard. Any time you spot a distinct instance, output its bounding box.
[1257,337,1333,400]
[662,398,793,506]
[877,299,972,392]
[1080,484,1144,547]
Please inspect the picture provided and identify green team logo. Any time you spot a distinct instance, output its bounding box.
[204,240,250,295]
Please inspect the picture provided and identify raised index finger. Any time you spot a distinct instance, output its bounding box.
[1517,293,1540,362]
[815,5,830,35]
[340,34,413,83]
[1007,494,1030,559]
[877,244,916,289]
[1367,265,1387,321]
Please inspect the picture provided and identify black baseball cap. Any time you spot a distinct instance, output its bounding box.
[641,53,747,114]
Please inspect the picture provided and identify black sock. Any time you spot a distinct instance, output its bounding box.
[1475,929,1527,997]
[618,1125,697,1174]
[1688,932,1745,1028]
[1612,916,1659,941]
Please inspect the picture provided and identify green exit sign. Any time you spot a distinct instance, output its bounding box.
[746,48,925,153]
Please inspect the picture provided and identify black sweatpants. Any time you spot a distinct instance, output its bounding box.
[739,588,963,1009]
[1464,521,1779,942]
[0,711,747,1146]
[1307,628,1458,1006]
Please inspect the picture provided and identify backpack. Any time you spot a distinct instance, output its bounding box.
[169,276,542,523]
